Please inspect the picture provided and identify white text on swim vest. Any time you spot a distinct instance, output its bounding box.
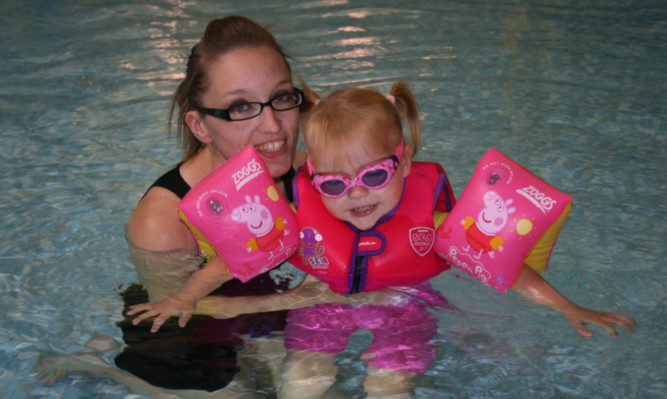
[233,158,264,190]
[308,256,329,269]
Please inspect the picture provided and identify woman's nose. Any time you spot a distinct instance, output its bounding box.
[257,106,280,134]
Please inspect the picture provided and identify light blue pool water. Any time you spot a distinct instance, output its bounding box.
[1,0,664,398]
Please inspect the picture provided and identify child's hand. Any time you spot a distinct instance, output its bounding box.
[512,265,637,339]
[557,303,636,338]
[126,295,195,333]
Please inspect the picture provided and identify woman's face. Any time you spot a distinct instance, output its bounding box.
[187,46,299,178]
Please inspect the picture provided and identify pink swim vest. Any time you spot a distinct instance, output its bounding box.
[292,162,456,294]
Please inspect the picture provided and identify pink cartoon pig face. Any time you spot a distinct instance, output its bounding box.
[231,195,274,236]
[476,191,516,235]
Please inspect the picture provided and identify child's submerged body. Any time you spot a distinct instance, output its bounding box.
[281,284,449,398]
[284,283,450,364]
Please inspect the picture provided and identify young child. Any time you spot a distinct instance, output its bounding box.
[280,82,456,398]
[279,81,636,398]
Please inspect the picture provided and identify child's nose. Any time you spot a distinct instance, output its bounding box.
[347,185,369,199]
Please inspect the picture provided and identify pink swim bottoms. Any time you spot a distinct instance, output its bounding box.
[284,282,450,374]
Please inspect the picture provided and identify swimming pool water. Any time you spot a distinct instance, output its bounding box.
[0,0,664,398]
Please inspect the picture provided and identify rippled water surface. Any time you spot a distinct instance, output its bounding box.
[0,1,665,398]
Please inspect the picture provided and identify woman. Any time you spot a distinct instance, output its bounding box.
[120,16,392,393]
[118,15,313,393]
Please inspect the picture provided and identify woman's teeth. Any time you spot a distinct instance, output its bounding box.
[255,141,284,153]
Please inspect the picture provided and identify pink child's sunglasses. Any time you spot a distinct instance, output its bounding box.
[307,141,404,198]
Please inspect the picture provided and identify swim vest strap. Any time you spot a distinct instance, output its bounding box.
[347,230,387,294]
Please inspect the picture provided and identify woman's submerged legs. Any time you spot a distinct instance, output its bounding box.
[363,365,417,399]
[278,349,338,399]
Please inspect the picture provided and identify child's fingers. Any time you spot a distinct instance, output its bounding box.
[587,313,636,338]
[598,321,619,338]
[126,300,197,332]
[178,312,193,328]
[130,309,157,325]
[571,321,594,339]
[578,314,619,338]
[126,303,153,316]
[610,313,636,327]
[150,316,169,333]
[620,322,636,333]
[604,313,636,333]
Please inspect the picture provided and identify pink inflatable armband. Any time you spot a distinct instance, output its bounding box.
[179,146,299,282]
[434,148,572,293]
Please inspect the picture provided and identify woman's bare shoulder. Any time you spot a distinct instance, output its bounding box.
[127,187,195,252]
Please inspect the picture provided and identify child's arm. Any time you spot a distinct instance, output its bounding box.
[126,255,232,332]
[194,274,397,319]
[511,265,636,338]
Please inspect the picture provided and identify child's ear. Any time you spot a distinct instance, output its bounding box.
[401,143,413,175]
[185,111,214,144]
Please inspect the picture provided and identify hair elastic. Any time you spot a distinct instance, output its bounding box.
[385,94,396,104]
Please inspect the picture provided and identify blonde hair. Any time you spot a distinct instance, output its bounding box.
[301,81,420,169]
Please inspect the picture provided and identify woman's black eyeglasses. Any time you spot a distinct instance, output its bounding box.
[194,89,304,121]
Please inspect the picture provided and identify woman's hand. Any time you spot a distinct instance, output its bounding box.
[555,302,636,338]
[126,295,196,333]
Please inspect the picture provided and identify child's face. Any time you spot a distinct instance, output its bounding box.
[311,143,412,231]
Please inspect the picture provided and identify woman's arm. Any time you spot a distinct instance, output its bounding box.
[511,265,636,338]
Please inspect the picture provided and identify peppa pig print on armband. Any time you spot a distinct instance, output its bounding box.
[460,190,516,260]
[231,194,289,262]
[179,146,298,282]
[434,148,572,293]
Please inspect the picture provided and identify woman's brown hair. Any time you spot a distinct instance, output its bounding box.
[169,16,292,162]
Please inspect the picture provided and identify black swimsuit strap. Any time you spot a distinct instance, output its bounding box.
[281,166,296,203]
[147,165,296,201]
[148,165,190,199]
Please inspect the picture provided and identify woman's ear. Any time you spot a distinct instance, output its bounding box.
[185,110,213,144]
[401,143,413,176]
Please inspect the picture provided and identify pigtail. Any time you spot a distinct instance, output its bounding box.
[390,82,420,156]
